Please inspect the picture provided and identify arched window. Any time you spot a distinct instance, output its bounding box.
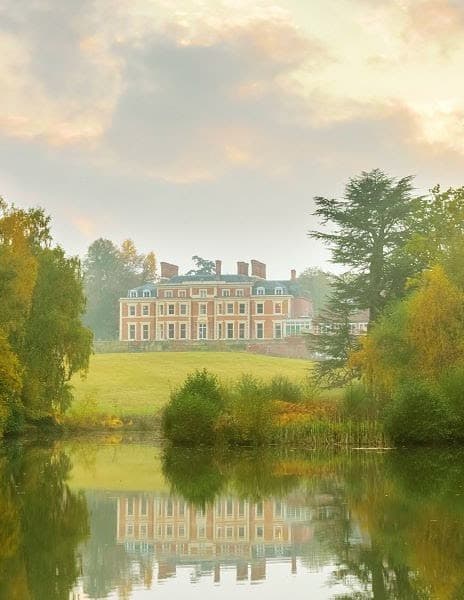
[274,287,283,295]
[256,287,265,296]
[129,290,137,298]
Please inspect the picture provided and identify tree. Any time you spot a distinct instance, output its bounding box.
[310,169,422,322]
[297,267,334,313]
[21,247,93,418]
[186,255,216,276]
[83,239,157,340]
[83,239,123,340]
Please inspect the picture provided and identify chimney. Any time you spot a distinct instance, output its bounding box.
[215,260,222,278]
[237,261,249,276]
[160,262,179,279]
[251,259,266,280]
[291,269,297,282]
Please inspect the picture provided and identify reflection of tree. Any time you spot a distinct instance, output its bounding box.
[0,442,89,599]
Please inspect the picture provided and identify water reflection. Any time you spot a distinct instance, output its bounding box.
[0,441,89,600]
[3,441,464,599]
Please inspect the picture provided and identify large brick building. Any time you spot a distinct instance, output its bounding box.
[119,259,312,342]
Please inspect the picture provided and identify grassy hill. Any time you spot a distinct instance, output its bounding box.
[70,351,312,417]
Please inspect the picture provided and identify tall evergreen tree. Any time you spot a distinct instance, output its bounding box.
[310,169,422,322]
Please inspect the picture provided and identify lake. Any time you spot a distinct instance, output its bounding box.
[0,437,463,599]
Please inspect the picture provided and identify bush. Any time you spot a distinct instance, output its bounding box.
[162,369,224,445]
[439,366,464,436]
[385,380,454,444]
[343,382,380,421]
[265,375,303,402]
[220,374,276,445]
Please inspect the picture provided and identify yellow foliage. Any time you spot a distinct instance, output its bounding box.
[406,265,464,379]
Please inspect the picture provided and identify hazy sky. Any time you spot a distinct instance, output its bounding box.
[2,0,464,279]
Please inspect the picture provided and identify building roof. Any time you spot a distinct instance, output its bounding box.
[124,276,309,299]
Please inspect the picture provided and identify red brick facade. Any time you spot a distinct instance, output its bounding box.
[119,261,312,343]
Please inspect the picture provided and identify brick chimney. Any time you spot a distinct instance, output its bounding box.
[291,269,297,282]
[237,261,249,276]
[215,260,222,278]
[251,259,266,279]
[160,262,179,279]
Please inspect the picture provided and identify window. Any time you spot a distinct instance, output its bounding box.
[127,497,134,516]
[158,304,164,316]
[256,302,264,314]
[165,290,173,298]
[143,290,151,297]
[166,524,173,537]
[168,304,175,315]
[217,323,223,339]
[256,287,265,295]
[239,303,246,314]
[275,287,283,295]
[239,322,246,339]
[179,289,186,298]
[216,527,223,538]
[222,289,230,297]
[180,323,187,339]
[198,323,207,339]
[236,289,244,297]
[128,324,136,340]
[200,289,207,298]
[166,499,173,516]
[227,323,234,339]
[238,500,245,517]
[180,303,188,315]
[216,501,223,516]
[126,524,133,536]
[226,499,233,516]
[226,303,234,314]
[179,501,185,516]
[274,526,283,540]
[140,524,147,537]
[141,497,148,516]
[142,324,149,340]
[129,305,136,316]
[274,302,282,314]
[226,527,233,539]
[142,304,149,316]
[274,322,282,339]
[178,525,186,537]
[217,303,223,314]
[198,525,206,538]
[238,526,245,539]
[199,303,207,316]
[168,323,175,339]
[256,502,263,517]
[256,526,264,538]
[129,290,137,298]
[158,324,164,339]
[256,323,264,338]
[274,501,282,517]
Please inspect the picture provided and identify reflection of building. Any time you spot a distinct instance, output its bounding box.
[115,493,339,583]
[119,259,312,342]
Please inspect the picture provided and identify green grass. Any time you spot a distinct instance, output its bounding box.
[70,351,313,417]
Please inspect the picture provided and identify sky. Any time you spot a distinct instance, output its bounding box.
[1,0,464,279]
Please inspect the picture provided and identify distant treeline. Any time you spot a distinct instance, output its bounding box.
[0,200,92,435]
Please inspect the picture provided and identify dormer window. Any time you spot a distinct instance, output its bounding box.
[143,290,151,297]
[256,287,265,296]
[165,290,173,298]
[275,287,283,295]
[129,290,137,298]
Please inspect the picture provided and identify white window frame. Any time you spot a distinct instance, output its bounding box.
[199,303,207,316]
[165,290,173,298]
[222,289,230,297]
[179,323,188,339]
[129,304,136,317]
[274,302,282,314]
[143,290,151,297]
[256,302,264,315]
[180,303,188,316]
[236,289,244,297]
[238,322,246,339]
[168,303,175,315]
[142,323,150,340]
[129,290,137,298]
[274,322,282,339]
[256,322,264,339]
[226,322,234,339]
[275,287,283,295]
[128,323,136,341]
[142,304,149,316]
[198,323,207,339]
[167,323,175,339]
[178,289,186,298]
[256,287,265,295]
[199,288,207,298]
[226,302,234,314]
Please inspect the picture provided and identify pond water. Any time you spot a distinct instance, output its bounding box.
[0,438,463,599]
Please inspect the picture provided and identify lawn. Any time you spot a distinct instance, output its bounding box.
[70,351,313,417]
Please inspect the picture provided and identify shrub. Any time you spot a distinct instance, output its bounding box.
[439,366,464,437]
[162,392,222,445]
[162,369,225,445]
[220,374,276,445]
[385,380,454,445]
[265,375,303,402]
[343,382,380,421]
